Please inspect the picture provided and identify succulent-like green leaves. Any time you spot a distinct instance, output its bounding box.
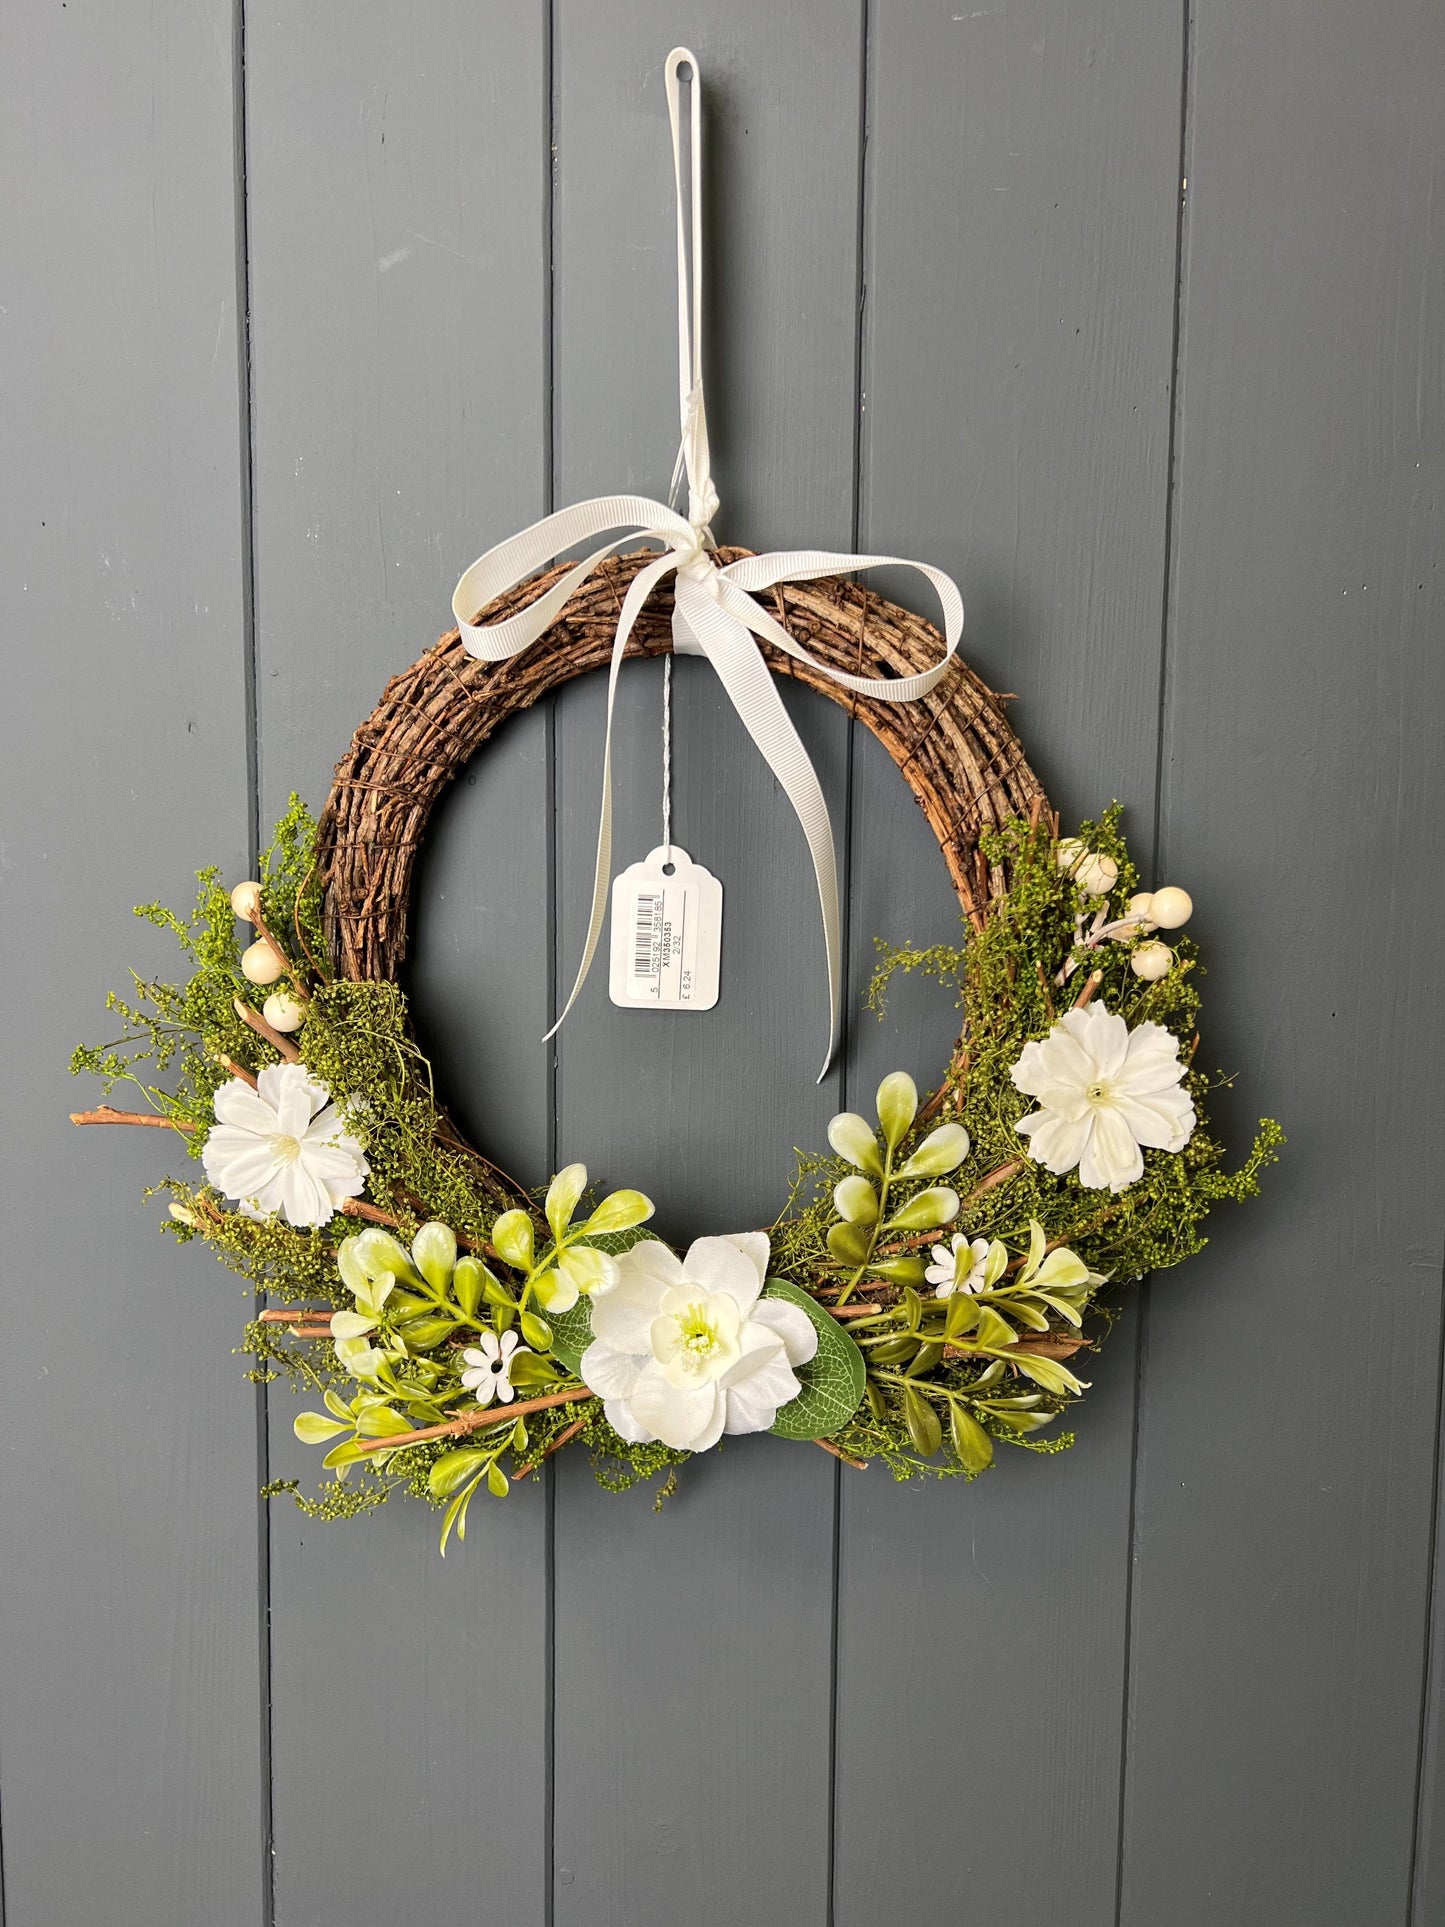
[875,1071,919,1151]
[582,1189,654,1235]
[491,1209,535,1272]
[832,1176,879,1224]
[897,1121,970,1178]
[827,1111,883,1176]
[884,1185,960,1232]
[545,1163,589,1243]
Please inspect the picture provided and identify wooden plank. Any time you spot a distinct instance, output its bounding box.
[1415,1420,1445,1923]
[548,12,862,1923]
[1119,3,1445,1922]
[244,7,553,1918]
[834,2,1186,1919]
[0,5,264,1923]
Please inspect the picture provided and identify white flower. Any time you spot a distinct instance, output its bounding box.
[201,1062,368,1228]
[1010,1003,1195,1193]
[925,1232,1007,1299]
[580,1233,818,1452]
[460,1330,531,1407]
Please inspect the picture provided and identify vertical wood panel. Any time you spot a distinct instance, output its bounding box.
[547,10,862,1923]
[834,3,1185,1919]
[0,5,264,1923]
[244,6,552,1918]
[1121,4,1445,1922]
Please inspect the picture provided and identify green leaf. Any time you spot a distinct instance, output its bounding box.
[763,1279,867,1441]
[943,1291,981,1340]
[904,1340,945,1377]
[582,1188,655,1235]
[410,1221,457,1292]
[973,1304,1018,1350]
[864,1255,926,1287]
[832,1176,879,1225]
[453,1255,484,1318]
[530,1265,580,1314]
[293,1411,349,1445]
[439,1472,484,1554]
[481,1271,516,1309]
[328,1309,375,1340]
[486,1460,511,1498]
[492,1209,535,1271]
[353,1227,423,1288]
[429,1447,491,1499]
[1012,1353,1090,1397]
[547,1294,595,1376]
[902,1384,942,1456]
[519,1311,553,1351]
[507,1352,560,1388]
[949,1403,994,1473]
[827,1111,883,1176]
[397,1314,455,1351]
[875,1071,919,1151]
[826,1221,871,1266]
[545,1162,589,1242]
[901,1286,924,1330]
[321,1439,369,1470]
[897,1121,970,1178]
[885,1186,961,1231]
[355,1404,413,1438]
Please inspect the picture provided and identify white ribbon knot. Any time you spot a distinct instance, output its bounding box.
[451,47,965,1080]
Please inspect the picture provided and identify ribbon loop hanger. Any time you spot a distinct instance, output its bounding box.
[452,46,965,1080]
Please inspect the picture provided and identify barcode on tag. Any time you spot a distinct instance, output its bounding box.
[632,892,664,984]
[609,845,722,1011]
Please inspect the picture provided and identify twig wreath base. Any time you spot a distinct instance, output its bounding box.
[315,547,1043,982]
[70,556,1281,1551]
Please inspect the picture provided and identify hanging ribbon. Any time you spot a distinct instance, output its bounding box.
[452,46,964,1080]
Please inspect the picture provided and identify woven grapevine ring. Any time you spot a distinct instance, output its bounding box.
[315,546,1047,989]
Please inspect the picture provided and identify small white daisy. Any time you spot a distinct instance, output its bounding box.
[924,1232,1007,1300]
[459,1330,530,1407]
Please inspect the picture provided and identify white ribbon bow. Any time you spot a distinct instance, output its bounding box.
[452,47,964,1080]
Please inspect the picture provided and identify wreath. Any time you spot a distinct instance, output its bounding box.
[70,553,1279,1550]
[68,50,1279,1551]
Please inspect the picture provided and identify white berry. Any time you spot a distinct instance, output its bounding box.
[241,939,285,985]
[1131,940,1173,981]
[230,880,263,922]
[1075,852,1119,897]
[1126,891,1156,925]
[1149,886,1193,929]
[263,990,305,1033]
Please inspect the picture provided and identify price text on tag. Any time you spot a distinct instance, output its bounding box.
[608,845,722,1011]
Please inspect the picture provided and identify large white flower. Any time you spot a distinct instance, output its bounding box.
[201,1062,368,1228]
[580,1233,818,1452]
[1010,1003,1195,1193]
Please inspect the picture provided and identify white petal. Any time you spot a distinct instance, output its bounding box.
[259,1062,329,1137]
[1077,1107,1144,1191]
[499,1329,520,1358]
[603,1396,654,1444]
[1018,1108,1094,1176]
[681,1236,764,1315]
[202,1126,280,1197]
[628,1364,723,1451]
[748,1299,818,1368]
[722,1358,802,1435]
[212,1080,279,1134]
[588,1271,670,1352]
[615,1239,685,1293]
[1116,1020,1184,1093]
[1112,1088,1196,1151]
[280,1159,332,1228]
[581,1340,644,1401]
[717,1231,771,1284]
[493,1376,516,1404]
[1062,1004,1129,1078]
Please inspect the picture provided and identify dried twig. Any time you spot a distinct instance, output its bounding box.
[70,1106,195,1132]
[232,996,301,1063]
[356,1386,594,1454]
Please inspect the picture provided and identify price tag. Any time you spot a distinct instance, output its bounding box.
[608,845,722,1010]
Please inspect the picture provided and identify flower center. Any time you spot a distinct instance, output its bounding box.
[268,1132,303,1164]
[670,1303,725,1374]
[1085,1080,1115,1107]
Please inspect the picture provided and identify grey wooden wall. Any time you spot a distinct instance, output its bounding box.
[4,3,1443,1923]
